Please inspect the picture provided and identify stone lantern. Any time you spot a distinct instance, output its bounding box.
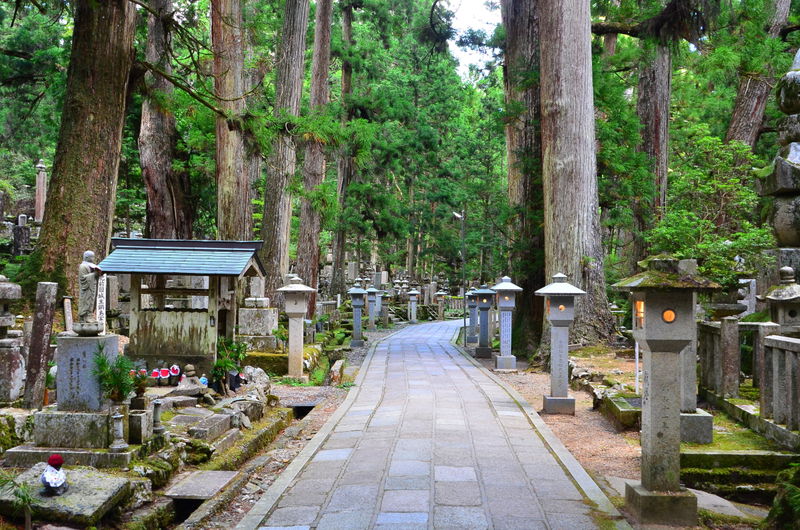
[366,285,379,331]
[277,277,316,380]
[613,257,718,527]
[434,290,447,320]
[465,289,478,343]
[473,285,496,358]
[348,282,368,347]
[764,266,800,333]
[0,275,23,403]
[492,276,523,370]
[407,288,420,323]
[535,273,585,414]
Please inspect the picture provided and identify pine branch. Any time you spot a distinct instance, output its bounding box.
[138,59,228,119]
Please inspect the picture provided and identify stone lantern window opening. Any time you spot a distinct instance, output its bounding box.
[634,299,645,329]
[662,308,677,323]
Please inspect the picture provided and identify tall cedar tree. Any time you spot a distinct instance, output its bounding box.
[330,1,356,297]
[212,0,249,240]
[500,0,546,352]
[34,0,136,295]
[140,0,193,239]
[540,0,614,343]
[725,0,791,147]
[296,0,334,317]
[261,0,310,301]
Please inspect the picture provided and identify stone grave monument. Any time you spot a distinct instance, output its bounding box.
[0,275,24,405]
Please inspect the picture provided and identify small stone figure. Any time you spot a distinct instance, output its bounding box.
[77,250,102,323]
[40,454,68,496]
[178,364,202,387]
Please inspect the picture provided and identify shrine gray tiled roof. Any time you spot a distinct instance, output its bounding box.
[97,239,265,277]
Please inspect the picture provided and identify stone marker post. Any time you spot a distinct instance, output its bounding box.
[407,288,420,323]
[277,277,315,380]
[536,273,585,414]
[0,276,23,404]
[679,290,713,444]
[473,285,496,358]
[348,281,367,347]
[435,290,447,320]
[366,286,378,332]
[63,296,74,332]
[34,160,47,223]
[466,290,478,343]
[613,257,718,527]
[492,276,523,370]
[96,273,107,335]
[57,333,119,411]
[22,282,58,410]
[11,215,30,256]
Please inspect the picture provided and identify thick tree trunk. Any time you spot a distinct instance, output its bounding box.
[630,42,671,266]
[500,0,545,353]
[330,3,355,297]
[726,0,791,147]
[243,2,267,221]
[540,0,614,344]
[212,0,248,240]
[35,0,136,295]
[140,0,193,239]
[260,0,310,301]
[602,0,621,56]
[296,0,333,317]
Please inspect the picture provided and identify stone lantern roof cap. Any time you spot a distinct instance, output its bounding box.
[612,255,719,292]
[348,285,367,295]
[0,275,22,300]
[277,276,316,293]
[434,290,448,296]
[492,276,523,292]
[407,289,420,295]
[365,286,379,294]
[473,284,496,296]
[535,273,585,297]
[766,266,800,301]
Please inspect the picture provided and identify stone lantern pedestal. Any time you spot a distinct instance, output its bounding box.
[492,277,522,370]
[473,285,496,358]
[278,277,315,380]
[366,286,378,332]
[614,257,718,527]
[536,274,584,415]
[466,290,478,343]
[348,282,367,347]
[407,289,420,323]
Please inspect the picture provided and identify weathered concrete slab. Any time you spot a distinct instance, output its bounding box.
[188,413,231,440]
[3,445,134,468]
[165,470,239,500]
[33,410,110,448]
[0,462,129,526]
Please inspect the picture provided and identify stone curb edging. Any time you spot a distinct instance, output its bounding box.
[449,328,632,530]
[234,329,404,530]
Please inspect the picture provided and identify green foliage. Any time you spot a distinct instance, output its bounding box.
[212,338,249,393]
[766,463,800,529]
[0,469,33,529]
[92,347,134,403]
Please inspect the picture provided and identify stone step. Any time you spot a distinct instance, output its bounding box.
[164,470,239,500]
[212,428,242,454]
[680,450,800,470]
[188,414,231,440]
[163,396,199,409]
[681,466,779,485]
[3,445,134,468]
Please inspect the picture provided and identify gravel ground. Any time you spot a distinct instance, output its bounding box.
[465,344,642,482]
[197,324,405,529]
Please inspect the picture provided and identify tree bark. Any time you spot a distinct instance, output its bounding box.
[212,0,248,240]
[139,0,193,239]
[725,0,791,147]
[35,0,136,295]
[296,0,333,317]
[500,0,545,353]
[540,0,614,344]
[330,2,356,297]
[260,0,310,301]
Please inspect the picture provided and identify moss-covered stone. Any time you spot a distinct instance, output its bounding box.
[202,408,292,471]
[184,439,214,465]
[766,464,800,529]
[245,352,288,376]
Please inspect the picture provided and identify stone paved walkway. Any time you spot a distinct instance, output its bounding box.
[239,321,615,530]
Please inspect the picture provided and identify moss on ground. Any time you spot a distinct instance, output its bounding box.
[200,408,292,471]
[570,344,617,358]
[682,411,782,452]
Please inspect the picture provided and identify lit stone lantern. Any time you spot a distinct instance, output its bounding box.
[765,266,800,333]
[473,285,496,358]
[366,285,379,331]
[492,276,523,370]
[535,273,585,414]
[466,289,478,344]
[407,288,420,323]
[613,257,718,527]
[277,277,316,380]
[348,282,368,347]
[434,290,447,320]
